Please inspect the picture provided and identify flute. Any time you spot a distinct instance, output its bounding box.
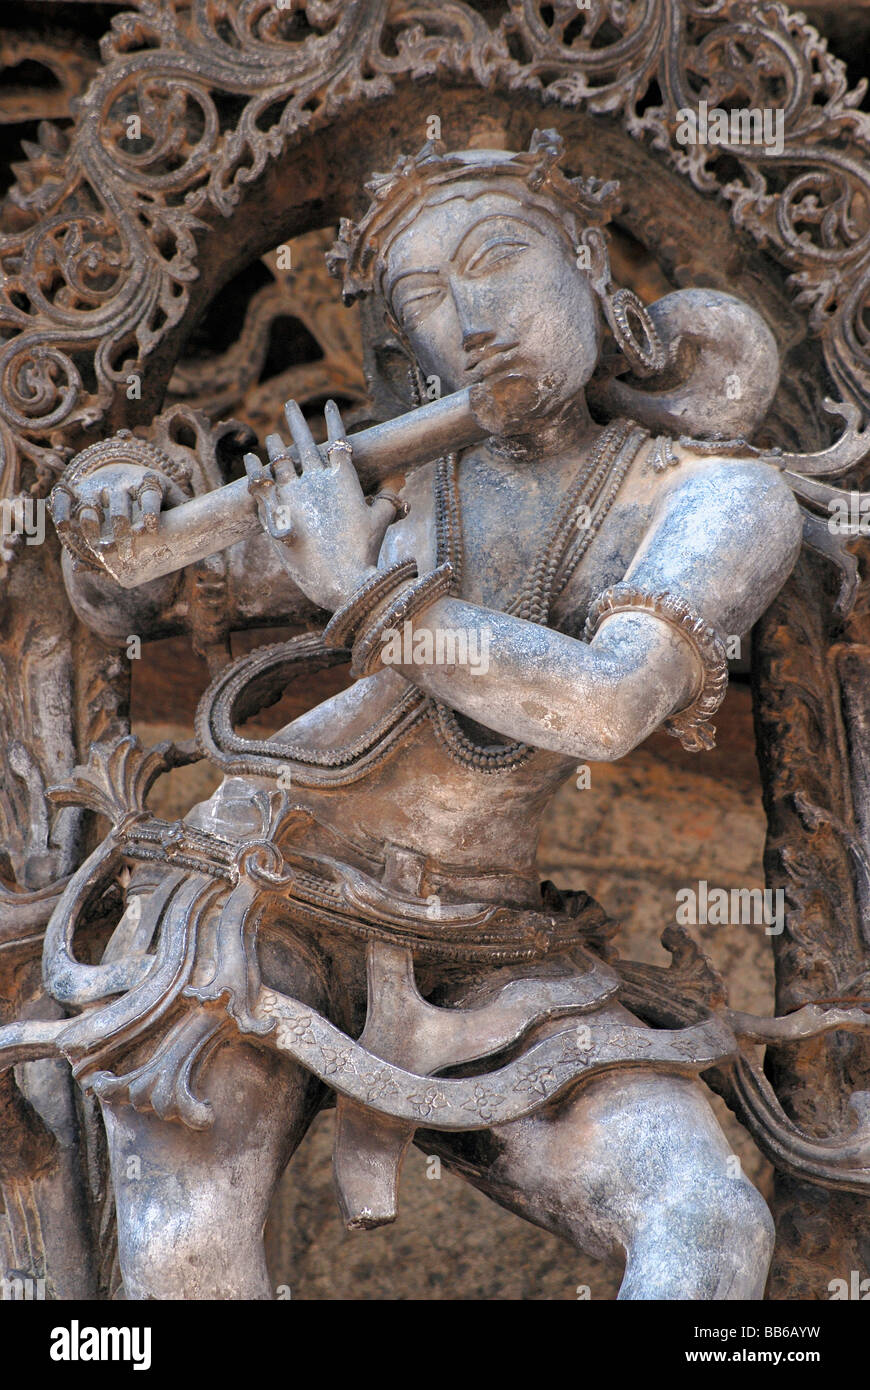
[57,377,537,589]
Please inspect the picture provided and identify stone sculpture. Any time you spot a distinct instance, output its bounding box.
[3,129,869,1300]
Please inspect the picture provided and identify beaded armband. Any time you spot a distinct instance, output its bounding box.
[350,562,455,679]
[322,558,418,650]
[583,582,728,752]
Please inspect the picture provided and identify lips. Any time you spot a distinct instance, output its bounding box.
[465,341,520,380]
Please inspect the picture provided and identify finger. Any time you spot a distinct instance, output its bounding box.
[370,489,409,520]
[265,432,287,463]
[283,400,322,471]
[266,431,300,484]
[271,499,294,541]
[325,438,354,473]
[138,490,162,534]
[78,504,103,551]
[50,487,73,537]
[324,399,346,444]
[108,487,132,543]
[244,450,273,492]
[254,494,293,543]
[367,495,404,534]
[135,473,164,535]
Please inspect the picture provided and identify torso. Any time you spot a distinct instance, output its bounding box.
[195,425,680,880]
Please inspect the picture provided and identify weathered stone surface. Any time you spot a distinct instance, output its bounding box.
[3,0,867,1302]
[137,679,774,1299]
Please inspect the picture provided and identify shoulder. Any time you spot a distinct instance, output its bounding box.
[621,433,804,560]
[657,443,801,525]
[624,441,804,636]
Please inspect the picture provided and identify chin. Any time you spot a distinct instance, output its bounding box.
[529,368,581,417]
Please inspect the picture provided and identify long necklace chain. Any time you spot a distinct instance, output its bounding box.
[429,418,644,772]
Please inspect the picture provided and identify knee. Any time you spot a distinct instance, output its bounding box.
[692,1169,771,1240]
[629,1174,774,1299]
[695,1172,775,1268]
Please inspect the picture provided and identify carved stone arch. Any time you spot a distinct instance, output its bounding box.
[98,91,835,453]
[1,0,869,1300]
[4,0,869,483]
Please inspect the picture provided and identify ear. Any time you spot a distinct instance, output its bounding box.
[578,227,611,297]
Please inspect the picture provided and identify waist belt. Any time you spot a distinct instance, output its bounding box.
[117,807,610,964]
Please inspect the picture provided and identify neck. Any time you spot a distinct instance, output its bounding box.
[485,391,597,466]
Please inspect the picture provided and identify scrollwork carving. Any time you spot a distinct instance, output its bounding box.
[1,0,868,552]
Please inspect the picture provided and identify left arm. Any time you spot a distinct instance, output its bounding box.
[262,405,803,763]
[387,457,802,760]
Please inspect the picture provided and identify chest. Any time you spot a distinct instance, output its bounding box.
[451,464,566,606]
[381,435,653,624]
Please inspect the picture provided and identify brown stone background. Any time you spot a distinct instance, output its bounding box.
[136,647,775,1301]
[4,0,867,1301]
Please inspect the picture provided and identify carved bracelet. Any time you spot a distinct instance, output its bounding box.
[350,562,455,678]
[322,558,418,649]
[583,582,728,752]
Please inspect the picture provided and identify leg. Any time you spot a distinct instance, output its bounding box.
[98,777,341,1300]
[100,887,334,1301]
[103,1032,322,1300]
[420,1030,774,1299]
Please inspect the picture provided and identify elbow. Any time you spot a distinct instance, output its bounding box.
[580,722,641,763]
[557,700,647,764]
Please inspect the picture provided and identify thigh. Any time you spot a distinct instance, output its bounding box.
[103,1030,324,1299]
[416,1004,743,1261]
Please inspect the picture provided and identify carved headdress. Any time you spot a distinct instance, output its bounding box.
[326,128,621,305]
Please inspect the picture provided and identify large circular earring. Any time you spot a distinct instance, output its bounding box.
[601,285,667,377]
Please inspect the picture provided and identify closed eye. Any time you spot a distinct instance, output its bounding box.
[397,285,445,327]
[464,237,530,276]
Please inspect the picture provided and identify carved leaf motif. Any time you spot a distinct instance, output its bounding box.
[47,734,179,825]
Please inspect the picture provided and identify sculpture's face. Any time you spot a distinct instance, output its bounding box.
[382,189,601,414]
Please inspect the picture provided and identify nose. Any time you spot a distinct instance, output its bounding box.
[449,277,496,358]
[462,328,494,354]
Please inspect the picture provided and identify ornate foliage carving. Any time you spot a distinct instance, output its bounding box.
[166,230,368,439]
[1,0,868,545]
[0,28,97,127]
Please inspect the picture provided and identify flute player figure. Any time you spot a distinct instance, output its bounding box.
[37,130,814,1300]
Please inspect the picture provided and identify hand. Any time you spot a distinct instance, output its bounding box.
[249,399,402,611]
[51,458,185,574]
